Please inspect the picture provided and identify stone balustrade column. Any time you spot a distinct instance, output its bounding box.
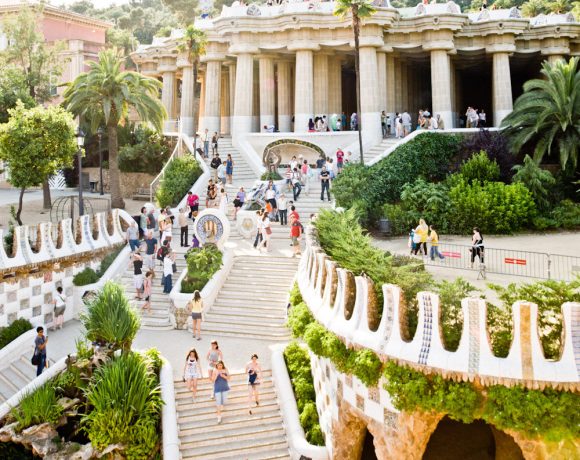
[313,54,329,117]
[377,51,387,115]
[430,49,453,130]
[492,52,513,127]
[259,56,276,129]
[386,54,396,133]
[401,62,408,112]
[179,64,194,135]
[232,53,254,137]
[220,70,230,134]
[204,59,222,135]
[227,63,236,134]
[394,58,402,112]
[252,65,260,132]
[277,60,292,132]
[359,46,382,145]
[328,56,343,115]
[294,49,314,132]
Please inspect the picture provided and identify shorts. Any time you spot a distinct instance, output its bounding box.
[215,391,228,405]
[134,274,144,289]
[337,161,343,168]
[292,237,299,246]
[144,254,155,269]
[54,306,66,317]
[191,312,202,320]
[403,123,411,131]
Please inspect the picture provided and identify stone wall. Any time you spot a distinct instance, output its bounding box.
[84,168,156,198]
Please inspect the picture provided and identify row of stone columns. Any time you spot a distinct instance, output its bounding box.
[160,47,534,137]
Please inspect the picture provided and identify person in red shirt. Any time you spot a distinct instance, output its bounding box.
[290,214,302,257]
[187,191,199,219]
[289,205,299,222]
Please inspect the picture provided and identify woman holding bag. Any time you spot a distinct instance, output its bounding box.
[188,290,204,340]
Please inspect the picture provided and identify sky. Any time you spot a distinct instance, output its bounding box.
[51,0,130,9]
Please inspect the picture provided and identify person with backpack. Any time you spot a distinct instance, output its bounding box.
[33,326,48,376]
[290,214,302,257]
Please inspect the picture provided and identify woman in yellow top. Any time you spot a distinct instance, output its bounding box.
[188,290,204,340]
[413,218,429,256]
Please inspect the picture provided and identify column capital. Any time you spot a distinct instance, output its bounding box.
[201,53,227,63]
[358,37,385,48]
[288,42,320,52]
[486,45,516,54]
[229,44,259,55]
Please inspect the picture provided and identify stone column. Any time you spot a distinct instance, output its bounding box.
[386,54,396,133]
[492,52,513,127]
[277,60,292,132]
[313,53,329,117]
[227,63,236,134]
[160,61,176,132]
[259,56,276,129]
[294,49,314,132]
[179,63,194,135]
[430,49,453,129]
[394,58,402,112]
[204,59,222,135]
[328,56,343,115]
[547,55,564,65]
[198,72,205,131]
[377,51,387,115]
[359,46,382,145]
[252,64,260,132]
[232,53,254,137]
[220,70,230,134]
[401,61,408,113]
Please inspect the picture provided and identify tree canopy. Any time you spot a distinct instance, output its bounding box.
[0,103,77,224]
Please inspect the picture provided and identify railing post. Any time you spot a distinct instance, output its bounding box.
[547,254,551,280]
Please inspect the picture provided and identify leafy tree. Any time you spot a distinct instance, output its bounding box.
[163,0,199,25]
[502,57,580,170]
[178,25,207,140]
[521,0,547,16]
[512,155,556,212]
[0,67,35,123]
[106,28,139,67]
[334,0,376,164]
[0,103,77,224]
[64,48,166,209]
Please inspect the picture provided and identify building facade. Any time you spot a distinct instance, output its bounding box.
[132,2,579,148]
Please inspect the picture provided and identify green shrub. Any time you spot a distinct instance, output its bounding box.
[512,155,555,213]
[458,150,500,184]
[484,386,580,441]
[287,302,315,338]
[155,155,202,208]
[381,203,415,236]
[488,278,580,360]
[303,322,327,357]
[436,278,479,352]
[82,352,162,459]
[260,171,282,181]
[350,349,383,387]
[118,127,171,175]
[11,384,63,432]
[551,200,580,229]
[0,318,32,350]
[284,341,324,446]
[289,282,303,306]
[73,267,100,286]
[332,163,371,212]
[448,179,536,234]
[80,281,140,354]
[398,179,451,232]
[181,245,223,293]
[322,332,350,373]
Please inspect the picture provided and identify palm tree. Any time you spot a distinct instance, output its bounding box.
[334,0,376,165]
[63,48,166,209]
[501,57,579,170]
[178,25,207,147]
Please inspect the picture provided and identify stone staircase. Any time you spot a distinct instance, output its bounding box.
[200,255,297,340]
[361,137,400,164]
[175,369,290,460]
[0,346,55,403]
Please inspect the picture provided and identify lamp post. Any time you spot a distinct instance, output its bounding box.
[97,127,104,195]
[76,128,85,217]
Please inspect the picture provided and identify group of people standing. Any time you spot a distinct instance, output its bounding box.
[387,109,444,139]
[210,152,235,185]
[307,112,358,132]
[183,340,263,424]
[464,106,487,128]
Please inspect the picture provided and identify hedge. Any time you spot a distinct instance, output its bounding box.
[155,155,202,208]
[0,318,33,350]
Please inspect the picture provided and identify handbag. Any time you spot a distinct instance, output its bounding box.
[31,351,40,366]
[172,262,177,273]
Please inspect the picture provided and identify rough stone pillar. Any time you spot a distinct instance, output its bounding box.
[430,49,453,130]
[359,46,382,145]
[161,70,176,132]
[232,53,254,137]
[220,70,230,134]
[492,52,513,127]
[313,54,329,117]
[204,59,222,135]
[328,56,343,115]
[259,56,276,129]
[386,54,396,133]
[198,72,205,132]
[294,49,314,132]
[277,60,292,132]
[377,51,387,115]
[394,58,402,112]
[252,64,260,132]
[179,64,194,135]
[227,63,236,134]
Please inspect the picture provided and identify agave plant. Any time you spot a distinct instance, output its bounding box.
[81,352,162,459]
[80,281,140,354]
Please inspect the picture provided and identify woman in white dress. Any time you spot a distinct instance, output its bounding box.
[218,188,228,214]
[183,348,203,402]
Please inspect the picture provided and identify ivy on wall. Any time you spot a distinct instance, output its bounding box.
[287,283,580,441]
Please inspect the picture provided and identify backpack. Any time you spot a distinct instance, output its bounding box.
[156,246,168,261]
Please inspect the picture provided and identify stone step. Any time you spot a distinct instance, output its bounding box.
[177,397,280,423]
[210,303,287,315]
[177,386,277,412]
[203,312,286,326]
[215,291,286,302]
[179,422,283,445]
[200,322,289,339]
[180,435,288,460]
[178,412,283,433]
[221,279,292,290]
[180,426,286,451]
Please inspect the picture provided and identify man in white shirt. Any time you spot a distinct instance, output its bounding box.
[401,111,412,136]
[263,124,275,133]
[201,129,210,158]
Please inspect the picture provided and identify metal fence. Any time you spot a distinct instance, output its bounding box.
[420,243,580,281]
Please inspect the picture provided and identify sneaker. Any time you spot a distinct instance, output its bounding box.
[217,416,222,424]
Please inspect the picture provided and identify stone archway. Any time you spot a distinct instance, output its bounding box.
[262,139,325,167]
